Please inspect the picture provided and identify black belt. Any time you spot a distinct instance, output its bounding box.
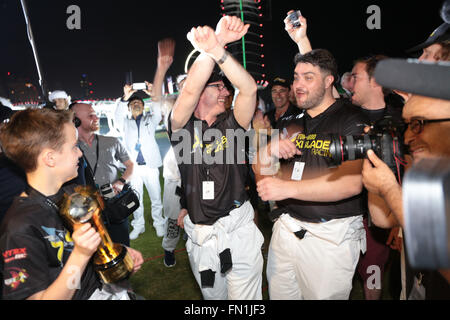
[137,162,146,166]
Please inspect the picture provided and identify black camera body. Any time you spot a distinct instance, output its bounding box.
[329,117,407,182]
[290,117,407,181]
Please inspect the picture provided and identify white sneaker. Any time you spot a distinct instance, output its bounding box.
[129,227,145,240]
[155,225,165,238]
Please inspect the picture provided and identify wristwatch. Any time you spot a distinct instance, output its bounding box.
[118,177,126,184]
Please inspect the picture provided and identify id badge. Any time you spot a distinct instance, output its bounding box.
[291,161,305,181]
[202,181,214,200]
[135,143,141,152]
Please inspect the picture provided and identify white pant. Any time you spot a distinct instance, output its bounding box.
[130,165,164,229]
[267,214,366,300]
[162,178,181,252]
[183,201,264,300]
[88,283,130,300]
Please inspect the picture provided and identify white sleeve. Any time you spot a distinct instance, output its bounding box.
[114,98,128,134]
[148,101,162,127]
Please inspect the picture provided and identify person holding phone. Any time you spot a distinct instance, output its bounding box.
[114,39,175,240]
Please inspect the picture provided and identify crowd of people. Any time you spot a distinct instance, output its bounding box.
[0,7,449,300]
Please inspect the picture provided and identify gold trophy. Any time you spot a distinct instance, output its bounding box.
[60,186,134,284]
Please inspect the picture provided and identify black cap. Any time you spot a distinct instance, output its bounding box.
[407,23,450,53]
[206,70,224,85]
[127,95,145,106]
[270,77,290,89]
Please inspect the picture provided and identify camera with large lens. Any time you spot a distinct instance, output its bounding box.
[329,117,407,181]
[290,116,407,181]
[100,183,115,199]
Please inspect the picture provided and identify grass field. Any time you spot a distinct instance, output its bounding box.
[127,179,401,300]
[126,131,401,300]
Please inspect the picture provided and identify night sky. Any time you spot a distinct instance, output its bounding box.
[0,0,445,101]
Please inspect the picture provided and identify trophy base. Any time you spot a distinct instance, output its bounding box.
[93,244,134,284]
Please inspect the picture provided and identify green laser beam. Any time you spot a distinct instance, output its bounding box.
[239,0,247,69]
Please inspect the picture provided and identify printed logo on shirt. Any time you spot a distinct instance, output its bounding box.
[192,132,229,155]
[2,248,28,264]
[291,133,332,158]
[4,267,29,290]
[41,226,74,266]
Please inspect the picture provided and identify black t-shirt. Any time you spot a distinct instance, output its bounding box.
[265,104,301,129]
[359,102,404,216]
[0,189,101,300]
[275,99,369,222]
[360,103,403,124]
[168,110,249,225]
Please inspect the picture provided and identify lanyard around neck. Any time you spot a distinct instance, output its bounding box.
[91,134,99,177]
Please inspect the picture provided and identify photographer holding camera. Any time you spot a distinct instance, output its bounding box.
[72,103,135,246]
[362,18,450,299]
[362,94,450,298]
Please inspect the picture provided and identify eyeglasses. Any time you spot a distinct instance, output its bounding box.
[206,84,226,91]
[404,118,450,134]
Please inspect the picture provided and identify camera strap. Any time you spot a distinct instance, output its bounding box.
[81,135,99,186]
[81,153,97,188]
[92,134,99,177]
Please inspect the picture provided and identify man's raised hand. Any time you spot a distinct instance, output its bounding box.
[216,15,250,46]
[284,10,308,44]
[187,25,219,54]
[123,84,137,101]
[157,38,175,70]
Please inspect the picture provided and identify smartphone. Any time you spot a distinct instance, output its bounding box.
[288,10,302,28]
[132,82,147,90]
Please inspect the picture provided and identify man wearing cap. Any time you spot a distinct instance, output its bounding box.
[115,87,164,240]
[114,39,175,241]
[408,22,450,62]
[169,16,263,300]
[266,77,300,129]
[48,90,71,110]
